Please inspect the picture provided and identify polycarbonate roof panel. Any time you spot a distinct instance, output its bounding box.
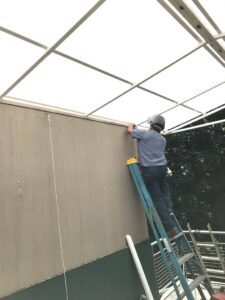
[0,0,97,45]
[58,0,198,82]
[1,0,225,131]
[0,32,44,95]
[142,48,225,102]
[8,53,129,114]
[198,0,225,32]
[163,106,200,130]
[218,39,225,51]
[187,83,225,113]
[138,106,200,130]
[92,89,176,125]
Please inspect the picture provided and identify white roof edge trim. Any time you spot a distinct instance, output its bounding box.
[2,96,130,128]
[3,96,85,116]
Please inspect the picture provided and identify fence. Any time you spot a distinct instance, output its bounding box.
[151,226,225,294]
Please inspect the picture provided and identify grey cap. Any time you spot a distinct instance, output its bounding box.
[147,114,165,129]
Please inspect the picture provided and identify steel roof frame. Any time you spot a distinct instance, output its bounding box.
[0,0,224,132]
[0,26,200,114]
[167,103,225,134]
[167,117,225,134]
[158,0,225,67]
[192,0,225,42]
[86,43,205,116]
[138,80,225,126]
[163,0,225,64]
[215,33,225,40]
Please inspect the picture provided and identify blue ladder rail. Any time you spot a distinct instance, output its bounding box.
[127,157,214,300]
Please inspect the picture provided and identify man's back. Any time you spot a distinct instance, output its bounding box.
[131,129,167,167]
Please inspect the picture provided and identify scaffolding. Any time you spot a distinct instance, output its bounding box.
[151,226,225,295]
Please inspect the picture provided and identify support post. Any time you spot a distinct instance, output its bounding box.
[126,235,154,300]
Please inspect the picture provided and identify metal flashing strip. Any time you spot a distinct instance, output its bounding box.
[2,95,130,128]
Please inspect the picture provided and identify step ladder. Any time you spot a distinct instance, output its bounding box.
[127,157,214,300]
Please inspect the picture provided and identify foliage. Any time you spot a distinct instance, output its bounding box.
[166,109,225,230]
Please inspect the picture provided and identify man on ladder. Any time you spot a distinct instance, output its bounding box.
[127,114,178,238]
[127,114,215,299]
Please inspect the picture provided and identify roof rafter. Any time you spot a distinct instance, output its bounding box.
[0,25,201,115]
[166,104,225,133]
[167,117,225,134]
[158,0,225,67]
[86,43,205,116]
[138,80,225,126]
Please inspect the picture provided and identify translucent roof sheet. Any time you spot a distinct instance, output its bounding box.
[142,48,225,102]
[198,0,225,33]
[1,0,225,132]
[58,0,198,82]
[0,0,97,44]
[0,31,44,95]
[187,83,225,113]
[163,106,200,130]
[93,89,175,125]
[9,53,129,114]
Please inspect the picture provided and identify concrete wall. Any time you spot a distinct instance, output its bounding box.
[3,241,160,300]
[0,103,149,298]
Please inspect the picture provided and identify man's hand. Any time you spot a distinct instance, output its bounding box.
[127,124,136,133]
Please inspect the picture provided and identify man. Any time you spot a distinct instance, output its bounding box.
[128,114,178,238]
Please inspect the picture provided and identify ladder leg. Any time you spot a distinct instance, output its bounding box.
[130,164,194,300]
[127,159,215,300]
[129,165,182,298]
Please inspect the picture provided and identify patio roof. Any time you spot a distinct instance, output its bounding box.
[1,0,225,133]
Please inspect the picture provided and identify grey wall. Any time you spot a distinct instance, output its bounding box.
[0,103,149,298]
[3,241,160,300]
